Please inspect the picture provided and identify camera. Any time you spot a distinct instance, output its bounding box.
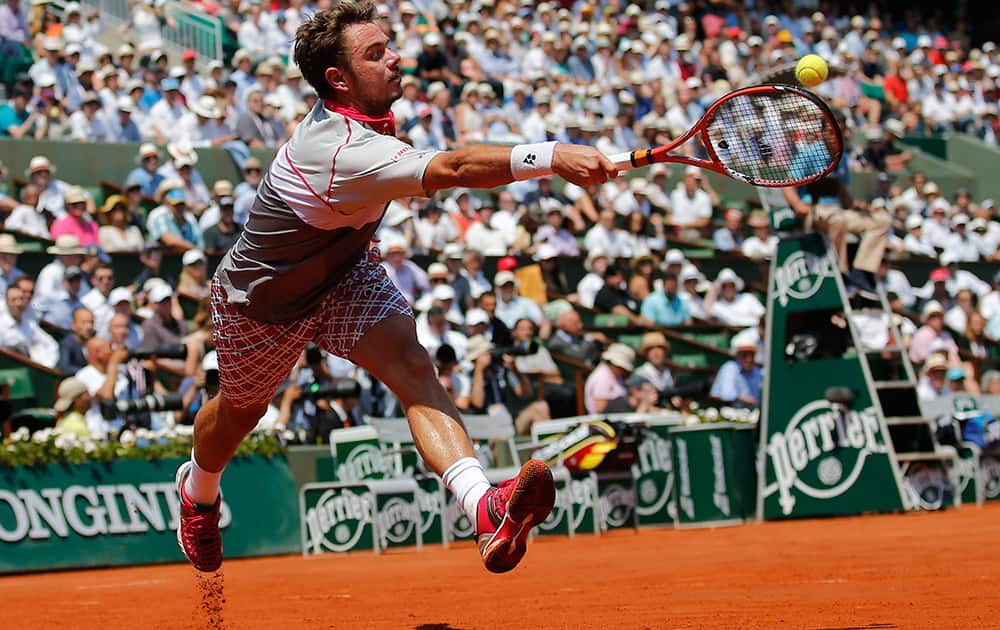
[128,343,188,360]
[490,340,538,360]
[100,392,185,420]
[301,378,361,400]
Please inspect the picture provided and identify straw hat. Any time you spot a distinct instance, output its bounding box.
[46,234,85,255]
[0,234,24,255]
[25,155,55,176]
[601,343,636,372]
[639,331,670,356]
[466,335,494,361]
[99,194,127,215]
[167,140,198,166]
[190,95,222,119]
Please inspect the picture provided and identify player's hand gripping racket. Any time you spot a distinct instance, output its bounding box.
[609,84,843,188]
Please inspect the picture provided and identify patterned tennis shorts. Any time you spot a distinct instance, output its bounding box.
[211,251,412,409]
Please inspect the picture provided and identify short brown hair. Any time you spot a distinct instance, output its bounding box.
[294,1,378,101]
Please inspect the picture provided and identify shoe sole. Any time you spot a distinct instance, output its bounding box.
[481,460,556,574]
[174,461,223,573]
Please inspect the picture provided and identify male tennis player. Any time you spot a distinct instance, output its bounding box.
[175,1,617,574]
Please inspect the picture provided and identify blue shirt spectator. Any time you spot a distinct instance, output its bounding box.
[710,344,763,407]
[640,274,691,326]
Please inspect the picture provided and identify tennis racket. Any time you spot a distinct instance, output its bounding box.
[609,84,843,188]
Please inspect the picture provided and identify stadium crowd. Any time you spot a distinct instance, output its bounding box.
[0,0,999,442]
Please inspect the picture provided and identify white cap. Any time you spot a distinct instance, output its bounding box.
[431,284,456,301]
[423,32,442,46]
[494,270,517,287]
[715,267,745,291]
[427,262,449,277]
[148,283,173,304]
[202,350,219,372]
[465,308,490,327]
[443,243,464,260]
[534,243,559,261]
[108,287,133,305]
[182,249,206,266]
[664,249,686,265]
[905,214,924,230]
[684,165,703,178]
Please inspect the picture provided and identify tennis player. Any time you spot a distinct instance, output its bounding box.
[175,1,617,574]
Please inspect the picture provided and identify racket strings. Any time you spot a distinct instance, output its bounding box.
[705,91,840,186]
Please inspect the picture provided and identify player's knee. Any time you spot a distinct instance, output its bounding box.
[220,397,269,432]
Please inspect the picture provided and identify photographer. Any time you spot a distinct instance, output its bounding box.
[466,334,550,434]
[276,345,364,443]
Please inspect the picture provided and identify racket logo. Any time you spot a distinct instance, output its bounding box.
[523,153,536,166]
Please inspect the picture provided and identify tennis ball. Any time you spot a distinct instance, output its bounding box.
[796,54,828,88]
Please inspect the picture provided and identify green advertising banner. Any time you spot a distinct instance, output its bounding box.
[670,423,756,527]
[634,422,676,527]
[0,455,300,574]
[300,483,377,554]
[759,234,907,520]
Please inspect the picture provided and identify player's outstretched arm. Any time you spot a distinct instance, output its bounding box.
[422,142,618,194]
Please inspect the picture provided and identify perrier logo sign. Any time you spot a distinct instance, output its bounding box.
[773,249,836,307]
[303,487,375,554]
[765,400,889,515]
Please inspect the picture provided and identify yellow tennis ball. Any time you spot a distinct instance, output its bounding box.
[796,54,829,88]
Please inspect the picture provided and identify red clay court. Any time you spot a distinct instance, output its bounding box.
[3,503,997,630]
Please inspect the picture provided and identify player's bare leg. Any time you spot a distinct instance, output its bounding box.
[350,314,555,572]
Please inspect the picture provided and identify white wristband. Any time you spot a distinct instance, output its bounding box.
[510,141,557,181]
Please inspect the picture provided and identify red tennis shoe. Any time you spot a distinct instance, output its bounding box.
[476,459,555,574]
[175,461,223,572]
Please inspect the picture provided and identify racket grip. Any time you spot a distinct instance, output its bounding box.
[608,151,635,170]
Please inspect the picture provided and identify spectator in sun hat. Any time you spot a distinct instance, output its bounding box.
[233,156,263,225]
[943,214,980,262]
[380,235,428,306]
[532,200,579,256]
[577,248,610,309]
[35,264,88,330]
[910,300,960,365]
[979,271,1000,322]
[26,155,72,218]
[178,248,210,299]
[679,263,709,320]
[107,95,142,144]
[710,328,763,407]
[97,195,143,253]
[202,193,242,255]
[159,141,211,214]
[634,331,674,395]
[127,143,166,198]
[707,267,765,328]
[585,209,633,259]
[916,353,950,401]
[0,234,25,295]
[584,343,635,414]
[53,377,91,438]
[36,235,87,302]
[50,186,99,247]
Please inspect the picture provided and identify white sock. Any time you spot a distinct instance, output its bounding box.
[185,449,223,506]
[442,457,491,524]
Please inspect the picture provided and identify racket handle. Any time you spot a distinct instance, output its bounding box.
[609,149,656,171]
[608,151,636,170]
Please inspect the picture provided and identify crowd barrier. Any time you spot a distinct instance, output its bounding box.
[0,454,299,574]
